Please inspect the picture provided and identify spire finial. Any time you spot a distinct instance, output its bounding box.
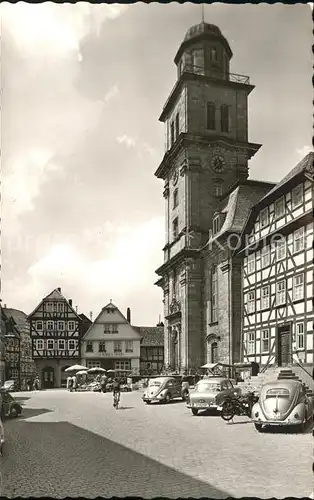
[201,4,205,23]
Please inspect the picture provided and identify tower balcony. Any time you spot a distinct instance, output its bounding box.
[159,64,253,122]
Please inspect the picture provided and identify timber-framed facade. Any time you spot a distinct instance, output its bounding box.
[238,153,314,369]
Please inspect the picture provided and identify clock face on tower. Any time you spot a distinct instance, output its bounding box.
[211,154,225,173]
[172,167,179,186]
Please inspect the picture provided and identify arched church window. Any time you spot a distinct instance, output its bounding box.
[211,342,218,363]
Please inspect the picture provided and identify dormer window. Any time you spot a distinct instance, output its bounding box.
[213,214,221,235]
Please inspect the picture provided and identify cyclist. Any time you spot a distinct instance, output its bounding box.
[112,378,121,409]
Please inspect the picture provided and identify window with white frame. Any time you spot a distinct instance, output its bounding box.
[247,254,255,274]
[57,303,64,313]
[36,339,44,350]
[114,341,122,353]
[98,341,106,352]
[293,227,305,253]
[276,238,286,261]
[68,321,75,331]
[46,302,53,311]
[296,322,304,350]
[36,321,43,331]
[246,332,255,355]
[247,291,255,314]
[104,324,118,334]
[58,339,65,350]
[261,286,270,309]
[276,280,286,305]
[125,340,133,352]
[86,341,93,352]
[47,339,54,350]
[293,273,304,301]
[261,246,270,268]
[87,360,101,368]
[275,197,285,219]
[261,329,270,353]
[292,184,303,208]
[260,207,269,228]
[68,340,76,350]
[47,321,54,331]
[58,321,64,331]
[115,360,130,370]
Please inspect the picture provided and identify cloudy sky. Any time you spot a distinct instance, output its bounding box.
[1,2,312,325]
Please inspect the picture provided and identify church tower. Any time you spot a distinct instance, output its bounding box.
[155,22,261,373]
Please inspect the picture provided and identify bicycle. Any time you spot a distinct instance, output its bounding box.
[113,391,120,409]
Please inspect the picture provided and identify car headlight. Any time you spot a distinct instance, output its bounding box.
[294,413,299,419]
[255,411,259,417]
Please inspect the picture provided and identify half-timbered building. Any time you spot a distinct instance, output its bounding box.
[133,325,164,375]
[239,152,314,370]
[2,307,36,389]
[28,287,84,388]
[1,308,21,387]
[81,302,141,374]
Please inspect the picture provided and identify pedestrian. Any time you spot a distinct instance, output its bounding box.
[67,376,72,391]
[100,373,107,393]
[26,379,31,391]
[72,375,77,392]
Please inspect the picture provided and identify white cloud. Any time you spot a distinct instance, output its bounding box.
[1,2,128,59]
[116,135,136,148]
[103,85,120,104]
[296,145,313,160]
[7,217,164,321]
[3,149,64,217]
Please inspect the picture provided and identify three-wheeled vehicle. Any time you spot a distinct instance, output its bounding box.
[0,389,22,418]
[251,379,314,432]
[142,376,183,404]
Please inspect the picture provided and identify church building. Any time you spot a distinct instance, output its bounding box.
[154,22,275,373]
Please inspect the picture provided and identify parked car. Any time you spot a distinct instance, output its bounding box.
[181,375,200,401]
[0,390,22,418]
[142,376,183,404]
[186,377,241,416]
[1,380,17,392]
[252,379,314,432]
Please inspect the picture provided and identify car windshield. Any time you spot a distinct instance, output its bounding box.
[4,381,13,386]
[266,388,290,398]
[149,381,162,387]
[195,382,221,392]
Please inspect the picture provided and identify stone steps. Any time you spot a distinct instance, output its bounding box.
[238,366,314,396]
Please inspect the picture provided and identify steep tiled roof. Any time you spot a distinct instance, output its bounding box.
[133,326,164,346]
[215,181,275,238]
[258,152,313,203]
[3,308,29,335]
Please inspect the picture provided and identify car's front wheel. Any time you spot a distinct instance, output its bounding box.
[254,423,263,432]
[191,408,198,416]
[10,406,19,418]
[164,393,171,404]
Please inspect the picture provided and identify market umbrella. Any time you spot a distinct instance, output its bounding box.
[87,367,106,374]
[65,364,87,373]
[106,369,115,373]
[76,370,88,375]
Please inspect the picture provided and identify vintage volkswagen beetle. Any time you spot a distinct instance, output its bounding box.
[0,389,22,418]
[142,376,183,404]
[252,379,314,432]
[186,377,241,415]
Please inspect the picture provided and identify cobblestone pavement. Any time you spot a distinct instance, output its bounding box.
[1,389,312,498]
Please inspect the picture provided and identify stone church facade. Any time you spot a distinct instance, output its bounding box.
[154,22,275,373]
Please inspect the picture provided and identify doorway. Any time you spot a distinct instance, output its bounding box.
[42,366,55,389]
[277,324,291,367]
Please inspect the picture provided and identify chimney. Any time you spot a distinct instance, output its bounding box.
[57,287,61,293]
[127,307,131,324]
[75,306,78,313]
[69,299,72,307]
[4,304,6,309]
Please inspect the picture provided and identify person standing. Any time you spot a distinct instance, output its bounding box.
[26,379,31,391]
[67,376,72,391]
[72,375,77,392]
[100,373,107,393]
